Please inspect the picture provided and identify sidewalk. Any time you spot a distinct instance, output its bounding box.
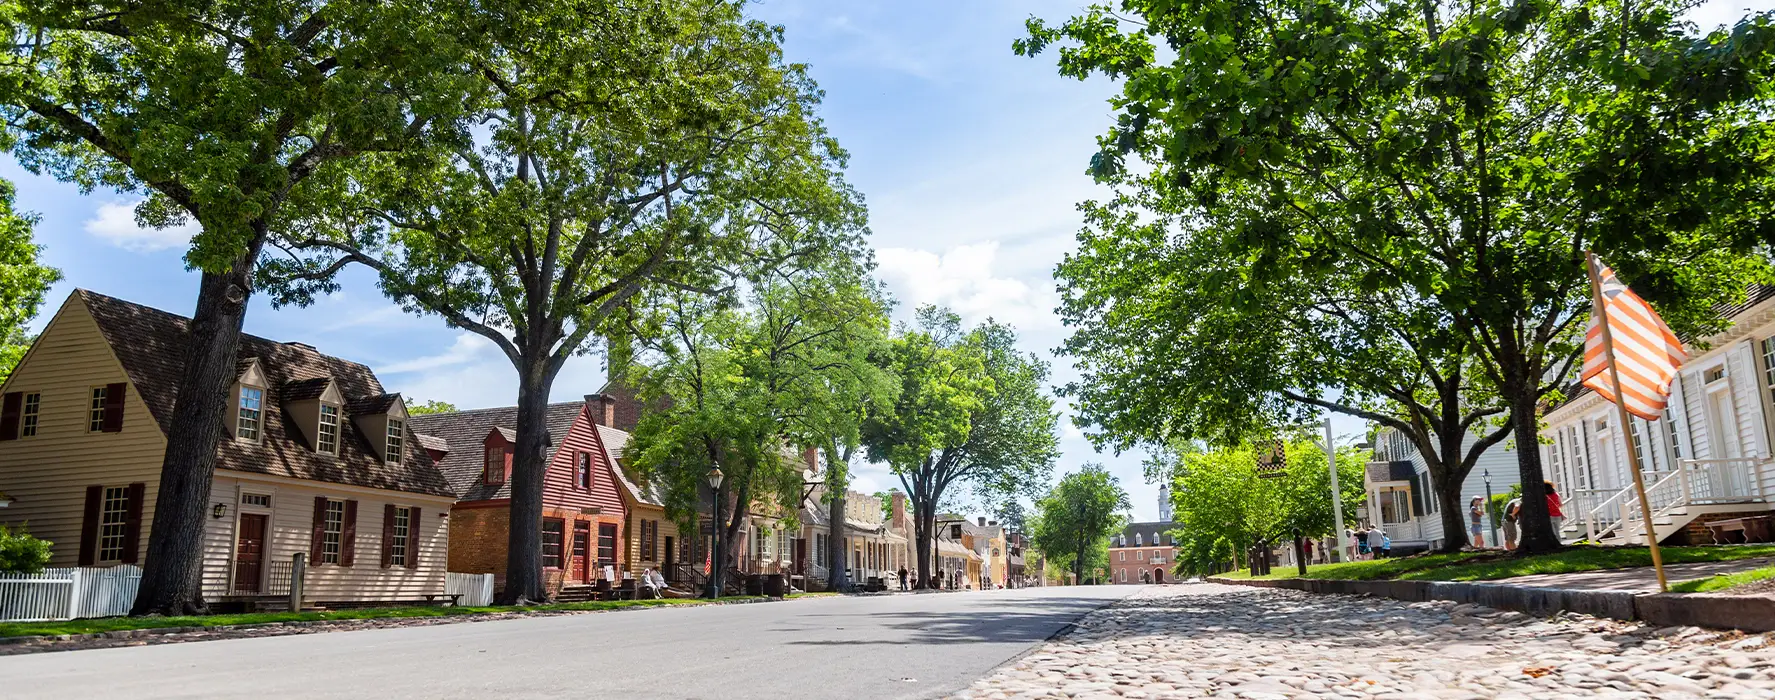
[1498,556,1775,592]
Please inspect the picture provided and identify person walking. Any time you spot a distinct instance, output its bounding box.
[934,567,944,590]
[898,566,909,591]
[1545,481,1565,543]
[1502,496,1523,551]
[1368,523,1386,559]
[1354,525,1371,560]
[1469,495,1488,548]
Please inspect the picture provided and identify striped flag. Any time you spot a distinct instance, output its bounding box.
[1581,256,1688,420]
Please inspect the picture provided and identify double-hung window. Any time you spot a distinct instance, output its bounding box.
[577,452,592,490]
[98,486,131,561]
[390,507,411,566]
[384,419,405,463]
[19,392,40,437]
[89,386,108,432]
[317,404,340,454]
[237,387,263,440]
[321,500,346,564]
[542,518,565,568]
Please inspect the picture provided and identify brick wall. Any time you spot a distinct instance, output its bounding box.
[448,505,510,577]
[1109,546,1177,583]
[1667,510,1775,546]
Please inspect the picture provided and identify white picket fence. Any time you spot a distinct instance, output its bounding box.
[0,565,142,622]
[445,572,494,607]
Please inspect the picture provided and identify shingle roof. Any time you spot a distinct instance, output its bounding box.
[1113,521,1180,548]
[406,402,583,501]
[414,433,449,453]
[77,290,455,498]
[596,424,665,508]
[281,377,332,402]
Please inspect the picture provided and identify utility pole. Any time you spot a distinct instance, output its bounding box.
[1324,417,1346,563]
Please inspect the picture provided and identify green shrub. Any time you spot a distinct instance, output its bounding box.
[0,524,52,573]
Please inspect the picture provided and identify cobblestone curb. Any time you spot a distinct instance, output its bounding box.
[0,594,814,656]
[1209,575,1775,631]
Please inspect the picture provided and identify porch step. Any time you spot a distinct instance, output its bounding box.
[556,585,599,603]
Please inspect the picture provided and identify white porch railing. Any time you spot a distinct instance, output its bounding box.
[0,565,141,622]
[445,572,495,607]
[1583,458,1768,542]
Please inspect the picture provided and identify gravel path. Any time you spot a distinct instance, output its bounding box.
[952,582,1775,699]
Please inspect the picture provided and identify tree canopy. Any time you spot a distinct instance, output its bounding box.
[1164,438,1365,576]
[1030,464,1128,584]
[0,178,59,384]
[1020,0,1775,553]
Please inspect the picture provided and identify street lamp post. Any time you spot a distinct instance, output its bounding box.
[704,466,725,600]
[1484,468,1496,549]
[1323,417,1347,563]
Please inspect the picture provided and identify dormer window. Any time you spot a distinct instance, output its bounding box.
[237,386,264,441]
[385,419,404,464]
[317,404,340,455]
[484,445,509,484]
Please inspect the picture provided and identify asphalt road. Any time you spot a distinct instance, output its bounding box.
[0,585,1134,700]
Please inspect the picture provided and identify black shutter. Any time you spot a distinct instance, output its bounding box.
[0,392,21,441]
[78,485,102,566]
[406,508,422,569]
[120,482,145,563]
[1408,473,1425,517]
[101,382,125,432]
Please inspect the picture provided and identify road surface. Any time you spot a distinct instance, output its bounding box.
[1,585,1132,699]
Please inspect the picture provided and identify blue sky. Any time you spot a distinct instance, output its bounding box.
[9,0,1770,522]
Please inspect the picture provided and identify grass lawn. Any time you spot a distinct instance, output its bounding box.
[0,596,774,639]
[1217,544,1775,583]
[1669,565,1775,594]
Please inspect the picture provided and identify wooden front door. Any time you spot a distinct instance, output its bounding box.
[597,523,617,571]
[573,522,592,582]
[233,513,268,593]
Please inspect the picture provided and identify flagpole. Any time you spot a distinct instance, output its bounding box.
[1587,251,1668,592]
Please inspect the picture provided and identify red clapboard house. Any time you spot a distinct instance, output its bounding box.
[409,397,630,594]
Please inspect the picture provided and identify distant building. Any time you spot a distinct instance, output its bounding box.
[1109,521,1179,584]
[1157,484,1173,522]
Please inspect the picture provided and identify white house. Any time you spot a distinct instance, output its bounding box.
[1365,428,1519,553]
[1539,286,1775,545]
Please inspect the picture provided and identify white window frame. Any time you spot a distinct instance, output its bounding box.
[19,392,40,438]
[237,386,264,441]
[88,386,108,432]
[391,506,411,566]
[98,486,130,562]
[317,404,340,455]
[384,419,405,464]
[321,499,345,564]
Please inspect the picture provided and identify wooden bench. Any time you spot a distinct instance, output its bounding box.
[422,593,463,606]
[1706,516,1775,544]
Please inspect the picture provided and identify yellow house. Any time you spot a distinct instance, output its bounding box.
[0,291,456,607]
[603,423,686,582]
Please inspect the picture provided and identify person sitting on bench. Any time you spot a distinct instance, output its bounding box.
[639,567,664,599]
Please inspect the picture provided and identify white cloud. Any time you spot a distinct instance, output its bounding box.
[876,242,1060,332]
[83,200,197,252]
[379,333,497,374]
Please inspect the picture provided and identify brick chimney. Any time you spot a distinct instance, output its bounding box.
[802,446,819,473]
[890,490,907,531]
[977,516,986,527]
[584,394,616,427]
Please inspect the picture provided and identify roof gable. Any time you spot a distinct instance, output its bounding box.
[408,401,583,500]
[73,290,454,498]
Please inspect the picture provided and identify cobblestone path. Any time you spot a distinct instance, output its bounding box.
[952,582,1775,699]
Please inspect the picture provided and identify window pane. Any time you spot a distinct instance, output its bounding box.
[238,387,263,440]
[318,405,340,454]
[89,386,107,432]
[385,419,404,463]
[392,507,410,566]
[21,393,39,437]
[99,486,130,561]
[323,500,344,564]
[541,519,564,568]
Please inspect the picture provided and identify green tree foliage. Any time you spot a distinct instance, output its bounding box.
[265,0,864,603]
[0,524,52,574]
[1030,464,1129,584]
[2,0,482,614]
[405,399,457,416]
[1019,0,1775,554]
[626,259,890,589]
[0,179,59,384]
[1165,439,1364,576]
[863,308,1060,588]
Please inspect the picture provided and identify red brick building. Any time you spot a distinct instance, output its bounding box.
[1109,521,1179,584]
[411,397,631,591]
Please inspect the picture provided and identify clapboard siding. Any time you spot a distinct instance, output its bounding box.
[204,472,452,600]
[540,408,628,518]
[0,295,165,567]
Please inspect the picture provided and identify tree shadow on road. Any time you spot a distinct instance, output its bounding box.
[774,594,1124,646]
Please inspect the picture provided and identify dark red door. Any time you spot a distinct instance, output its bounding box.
[573,522,592,582]
[234,513,268,593]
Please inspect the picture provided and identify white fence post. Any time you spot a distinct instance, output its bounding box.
[67,567,84,620]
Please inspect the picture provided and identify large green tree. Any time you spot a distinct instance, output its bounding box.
[1030,464,1128,585]
[0,178,59,383]
[266,0,861,603]
[3,0,482,614]
[1020,0,1775,554]
[1163,438,1364,576]
[863,308,1060,589]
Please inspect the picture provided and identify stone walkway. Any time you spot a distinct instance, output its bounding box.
[951,583,1775,699]
[1498,557,1775,592]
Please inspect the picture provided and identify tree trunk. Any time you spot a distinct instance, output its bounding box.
[498,359,555,605]
[1509,384,1561,554]
[722,477,750,573]
[133,241,263,617]
[913,499,933,589]
[1430,423,1472,553]
[826,486,848,592]
[1432,469,1470,552]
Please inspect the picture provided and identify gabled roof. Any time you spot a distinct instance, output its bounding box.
[407,402,583,501]
[1113,521,1180,548]
[281,377,333,402]
[597,424,664,508]
[76,290,454,498]
[414,433,450,453]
